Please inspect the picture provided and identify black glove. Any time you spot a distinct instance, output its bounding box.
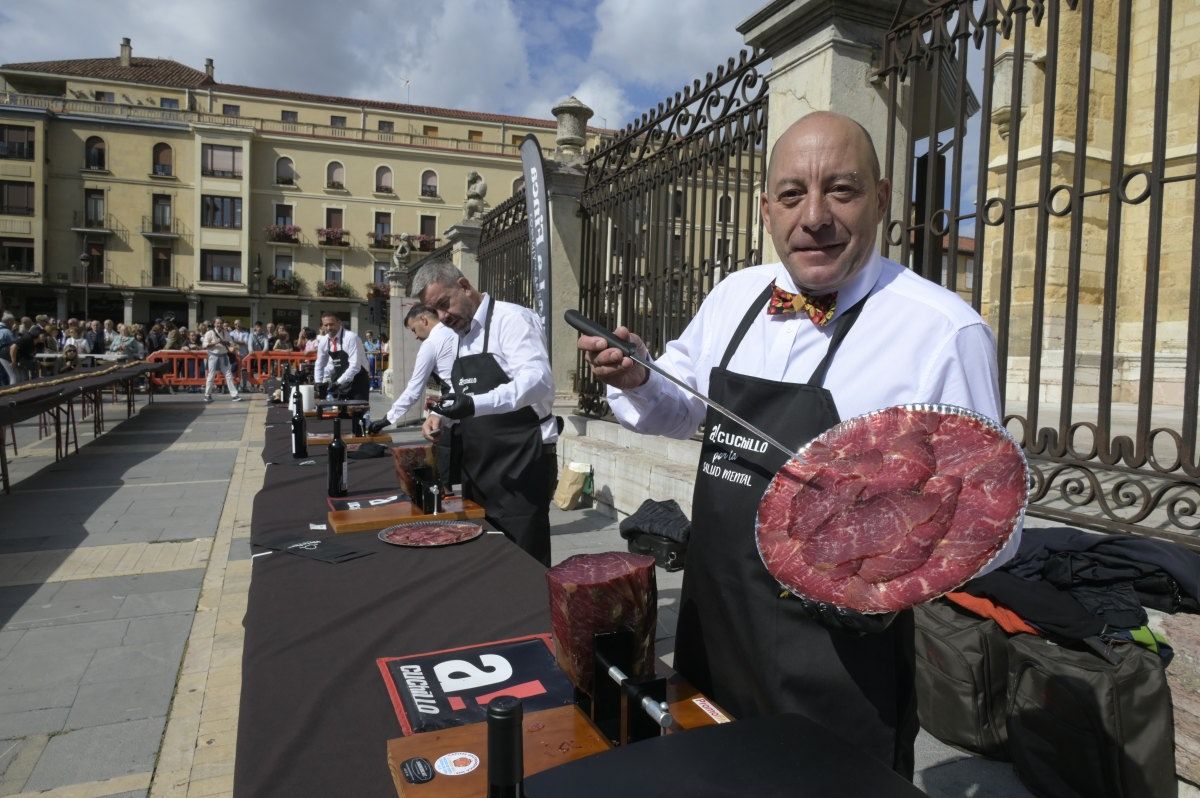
[367,419,390,435]
[436,393,475,420]
[789,594,897,636]
[314,382,329,399]
[331,381,352,399]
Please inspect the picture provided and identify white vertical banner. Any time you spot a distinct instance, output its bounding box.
[519,135,552,363]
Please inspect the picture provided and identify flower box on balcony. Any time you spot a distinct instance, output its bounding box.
[375,185,394,194]
[317,227,348,246]
[411,233,440,252]
[367,232,395,248]
[365,282,390,300]
[264,223,302,243]
[267,276,299,295]
[326,181,345,190]
[317,280,352,298]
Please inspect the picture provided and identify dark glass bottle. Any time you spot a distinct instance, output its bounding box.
[282,363,293,406]
[291,383,307,458]
[327,414,348,497]
[486,696,524,798]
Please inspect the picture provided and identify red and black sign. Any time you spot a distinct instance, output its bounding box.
[377,634,574,735]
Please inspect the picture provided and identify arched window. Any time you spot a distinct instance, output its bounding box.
[326,161,345,189]
[717,195,732,223]
[152,143,173,176]
[421,170,438,198]
[276,157,295,185]
[375,166,393,193]
[85,136,106,170]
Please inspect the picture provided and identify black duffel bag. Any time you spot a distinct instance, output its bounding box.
[619,499,690,572]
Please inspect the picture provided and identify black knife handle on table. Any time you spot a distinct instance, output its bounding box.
[486,696,524,797]
[564,309,637,358]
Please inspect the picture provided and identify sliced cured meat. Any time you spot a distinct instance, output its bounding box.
[378,521,482,547]
[756,405,1026,613]
[546,552,657,694]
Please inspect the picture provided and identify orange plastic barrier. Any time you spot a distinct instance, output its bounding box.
[240,351,318,386]
[146,350,240,389]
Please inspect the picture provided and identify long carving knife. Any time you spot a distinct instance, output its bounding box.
[565,309,798,460]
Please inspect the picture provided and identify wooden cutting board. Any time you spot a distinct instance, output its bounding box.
[328,496,487,534]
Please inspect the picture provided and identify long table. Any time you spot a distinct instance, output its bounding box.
[235,406,551,796]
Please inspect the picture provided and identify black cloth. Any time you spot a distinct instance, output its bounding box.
[674,284,917,778]
[452,299,555,566]
[235,413,550,798]
[962,570,1105,640]
[619,498,691,545]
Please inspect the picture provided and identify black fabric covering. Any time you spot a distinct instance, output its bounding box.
[234,414,551,797]
[618,498,692,544]
[962,570,1105,641]
[524,713,925,798]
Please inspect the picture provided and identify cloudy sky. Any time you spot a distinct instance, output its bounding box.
[0,0,765,130]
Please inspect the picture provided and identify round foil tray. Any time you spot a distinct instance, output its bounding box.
[378,520,484,548]
[754,403,1029,613]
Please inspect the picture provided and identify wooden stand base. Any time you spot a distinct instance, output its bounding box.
[305,433,393,446]
[328,497,487,534]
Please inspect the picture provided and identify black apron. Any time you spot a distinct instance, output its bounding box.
[328,329,371,434]
[674,281,918,778]
[451,298,554,566]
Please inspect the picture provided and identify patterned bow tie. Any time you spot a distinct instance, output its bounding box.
[766,282,837,327]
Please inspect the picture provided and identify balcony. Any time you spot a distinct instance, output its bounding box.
[141,270,190,290]
[326,181,346,191]
[141,215,182,238]
[70,211,114,234]
[0,262,36,277]
[201,168,241,179]
[317,228,348,247]
[317,280,352,298]
[367,231,397,249]
[151,164,173,177]
[265,224,302,244]
[420,185,439,198]
[375,184,394,194]
[0,204,34,217]
[0,142,34,160]
[266,275,300,295]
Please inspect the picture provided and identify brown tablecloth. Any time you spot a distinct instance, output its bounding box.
[235,404,550,797]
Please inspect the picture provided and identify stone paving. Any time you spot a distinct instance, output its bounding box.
[0,389,1194,797]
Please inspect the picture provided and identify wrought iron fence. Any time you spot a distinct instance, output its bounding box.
[478,192,532,307]
[576,48,770,416]
[877,0,1199,549]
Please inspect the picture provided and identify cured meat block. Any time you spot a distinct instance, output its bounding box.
[756,405,1027,613]
[391,444,433,498]
[546,552,657,693]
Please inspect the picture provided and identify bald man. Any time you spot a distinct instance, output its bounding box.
[577,111,1012,778]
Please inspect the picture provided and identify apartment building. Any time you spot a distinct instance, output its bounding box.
[0,38,578,333]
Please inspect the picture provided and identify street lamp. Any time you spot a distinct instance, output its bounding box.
[78,251,91,320]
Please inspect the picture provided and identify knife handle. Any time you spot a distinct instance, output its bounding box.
[564,309,637,358]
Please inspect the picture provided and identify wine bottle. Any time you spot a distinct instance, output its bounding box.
[327,414,348,497]
[486,696,524,798]
[282,363,293,406]
[291,383,307,458]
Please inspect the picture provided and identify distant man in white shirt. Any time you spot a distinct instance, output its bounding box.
[369,304,460,489]
[577,111,1009,779]
[313,311,370,411]
[201,318,241,402]
[410,262,557,565]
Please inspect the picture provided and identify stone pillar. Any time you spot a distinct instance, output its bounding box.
[187,294,199,328]
[300,300,311,331]
[545,162,588,398]
[383,265,407,400]
[552,96,594,167]
[444,221,483,287]
[121,291,135,326]
[349,303,361,333]
[54,289,68,322]
[739,0,901,262]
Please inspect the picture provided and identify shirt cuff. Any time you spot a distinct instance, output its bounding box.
[607,367,668,424]
[470,392,497,416]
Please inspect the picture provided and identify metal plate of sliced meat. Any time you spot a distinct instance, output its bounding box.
[378,521,483,547]
[756,404,1028,614]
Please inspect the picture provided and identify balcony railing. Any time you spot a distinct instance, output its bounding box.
[0,262,35,273]
[420,184,439,198]
[71,210,114,232]
[0,204,34,216]
[375,184,394,193]
[201,168,241,179]
[0,142,34,160]
[317,229,348,246]
[141,215,182,236]
[367,232,396,248]
[152,163,173,176]
[142,269,189,290]
[0,92,558,159]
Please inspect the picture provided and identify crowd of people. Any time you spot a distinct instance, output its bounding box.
[0,311,389,387]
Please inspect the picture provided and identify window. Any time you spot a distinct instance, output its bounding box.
[717,195,732,223]
[511,135,523,149]
[467,130,483,149]
[0,126,34,160]
[330,115,347,128]
[201,144,243,178]
[275,204,293,226]
[84,189,105,227]
[326,161,345,189]
[152,142,173,176]
[374,261,389,284]
[378,120,394,133]
[222,104,240,117]
[422,125,438,138]
[324,257,342,284]
[421,170,438,197]
[419,215,436,250]
[0,181,34,216]
[374,211,391,240]
[84,136,106,170]
[273,253,293,279]
[151,194,172,232]
[0,238,34,272]
[201,250,241,282]
[200,195,242,229]
[152,246,172,286]
[160,97,179,110]
[84,243,104,282]
[275,156,295,185]
[94,91,114,103]
[375,165,393,193]
[281,110,299,123]
[325,208,344,229]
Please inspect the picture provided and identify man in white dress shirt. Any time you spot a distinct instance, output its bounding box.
[314,311,370,412]
[370,304,460,489]
[410,262,558,565]
[578,111,1013,778]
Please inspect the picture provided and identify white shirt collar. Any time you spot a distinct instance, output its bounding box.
[470,293,491,333]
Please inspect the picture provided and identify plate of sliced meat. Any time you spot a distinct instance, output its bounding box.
[378,521,484,547]
[756,404,1028,614]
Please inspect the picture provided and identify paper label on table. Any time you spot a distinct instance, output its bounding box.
[309,523,327,531]
[433,751,479,776]
[691,696,731,724]
[326,492,406,512]
[376,634,574,736]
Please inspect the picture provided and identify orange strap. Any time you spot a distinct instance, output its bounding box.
[944,591,1040,636]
